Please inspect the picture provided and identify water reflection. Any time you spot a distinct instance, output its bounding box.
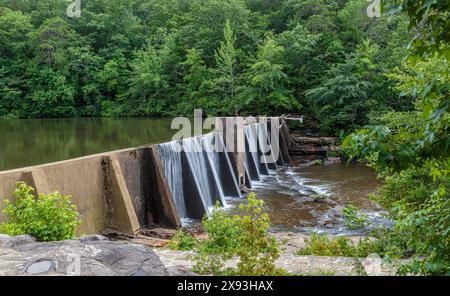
[0,118,176,171]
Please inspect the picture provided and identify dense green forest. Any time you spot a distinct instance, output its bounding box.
[1,0,414,135]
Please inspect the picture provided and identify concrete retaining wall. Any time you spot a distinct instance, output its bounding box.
[0,146,181,236]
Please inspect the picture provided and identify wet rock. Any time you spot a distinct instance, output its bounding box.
[311,195,339,206]
[290,144,330,155]
[323,198,339,206]
[289,135,341,157]
[324,157,342,165]
[290,136,337,145]
[241,187,251,194]
[0,235,170,276]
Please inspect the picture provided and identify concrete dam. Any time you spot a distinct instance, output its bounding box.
[0,117,292,236]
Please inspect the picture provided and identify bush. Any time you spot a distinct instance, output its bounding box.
[369,159,450,275]
[296,233,383,258]
[167,230,198,251]
[193,193,287,276]
[343,108,450,274]
[342,205,368,230]
[0,182,82,242]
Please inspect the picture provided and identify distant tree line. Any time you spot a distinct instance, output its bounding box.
[1,0,412,135]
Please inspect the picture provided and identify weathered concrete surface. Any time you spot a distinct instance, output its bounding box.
[102,155,140,235]
[0,234,169,276]
[0,154,108,235]
[0,146,182,235]
[216,117,246,187]
[0,116,290,236]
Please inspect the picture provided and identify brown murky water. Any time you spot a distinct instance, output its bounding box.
[229,164,383,234]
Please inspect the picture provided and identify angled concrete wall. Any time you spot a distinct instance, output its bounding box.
[0,146,181,236]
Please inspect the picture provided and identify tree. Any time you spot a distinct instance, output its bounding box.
[25,67,76,118]
[343,1,450,275]
[213,19,238,112]
[306,40,382,135]
[176,48,211,113]
[127,44,170,116]
[383,0,450,59]
[240,35,299,114]
[0,7,32,118]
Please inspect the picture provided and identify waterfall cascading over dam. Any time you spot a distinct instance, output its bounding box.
[244,123,283,185]
[157,122,284,222]
[157,132,242,222]
[156,141,186,219]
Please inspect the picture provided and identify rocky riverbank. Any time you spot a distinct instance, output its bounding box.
[0,232,397,276]
[0,234,193,276]
[287,133,342,165]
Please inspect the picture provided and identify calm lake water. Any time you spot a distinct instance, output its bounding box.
[0,118,176,171]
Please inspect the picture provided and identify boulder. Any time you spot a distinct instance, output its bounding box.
[0,235,170,276]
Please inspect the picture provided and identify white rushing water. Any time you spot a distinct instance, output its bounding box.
[158,122,281,223]
[158,131,245,221]
[157,141,187,219]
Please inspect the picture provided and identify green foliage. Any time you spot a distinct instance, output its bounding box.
[305,40,387,135]
[343,4,450,274]
[193,193,286,276]
[239,34,300,115]
[296,233,384,258]
[370,159,450,275]
[312,194,327,202]
[0,0,411,129]
[0,182,82,242]
[167,230,198,251]
[382,0,450,59]
[312,159,324,166]
[342,205,368,230]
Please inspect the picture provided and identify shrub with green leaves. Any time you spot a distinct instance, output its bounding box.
[342,205,368,230]
[193,193,286,276]
[167,230,198,251]
[0,182,82,242]
[296,233,383,258]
